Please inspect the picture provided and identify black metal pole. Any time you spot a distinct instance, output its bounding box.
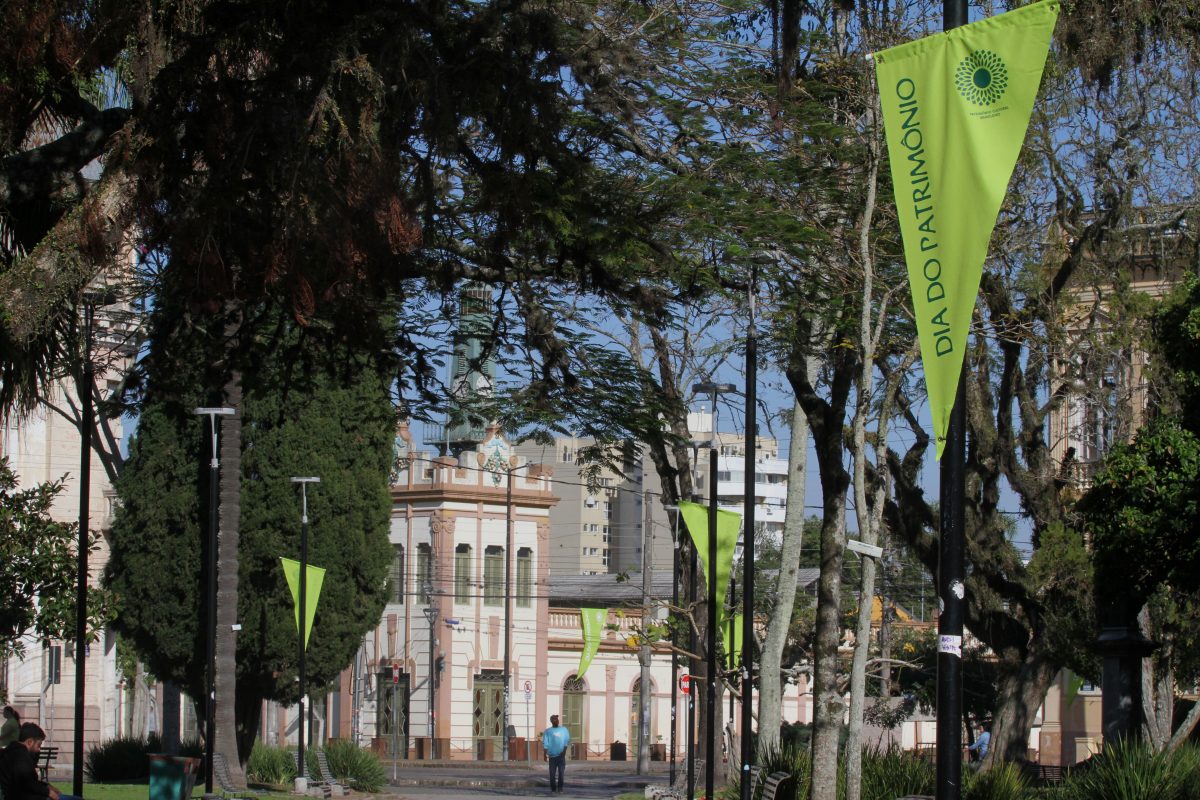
[740,291,757,799]
[686,538,697,800]
[706,447,717,800]
[204,432,218,794]
[427,604,438,759]
[728,577,736,725]
[936,370,966,800]
[502,466,514,762]
[298,505,309,779]
[669,511,679,788]
[291,476,319,782]
[73,303,93,799]
[194,407,232,794]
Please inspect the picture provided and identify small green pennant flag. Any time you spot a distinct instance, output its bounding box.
[678,501,742,609]
[1064,671,1086,707]
[722,612,744,671]
[874,0,1059,458]
[280,557,326,651]
[578,607,607,679]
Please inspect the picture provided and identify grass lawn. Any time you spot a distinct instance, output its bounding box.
[66,784,296,800]
[60,784,151,800]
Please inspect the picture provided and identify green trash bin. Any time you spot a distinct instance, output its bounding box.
[149,754,200,800]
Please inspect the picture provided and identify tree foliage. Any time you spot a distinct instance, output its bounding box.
[106,313,392,749]
[0,456,111,660]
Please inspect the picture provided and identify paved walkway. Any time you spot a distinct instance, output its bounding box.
[380,759,679,799]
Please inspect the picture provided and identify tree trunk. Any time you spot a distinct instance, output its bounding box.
[217,373,246,779]
[879,608,891,697]
[843,113,886,800]
[984,652,1056,767]
[844,555,878,800]
[809,505,848,800]
[1167,698,1200,753]
[757,399,812,755]
[1140,605,1171,751]
[637,485,653,774]
[235,677,264,765]
[788,337,852,800]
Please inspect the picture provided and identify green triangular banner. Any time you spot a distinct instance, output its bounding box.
[874,0,1059,458]
[722,612,744,671]
[678,501,741,610]
[280,557,326,651]
[578,607,607,679]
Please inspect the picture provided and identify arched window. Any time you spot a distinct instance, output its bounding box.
[562,674,586,746]
[416,543,431,602]
[483,545,503,606]
[389,544,405,604]
[516,547,532,608]
[455,544,472,603]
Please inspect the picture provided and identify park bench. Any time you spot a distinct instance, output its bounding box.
[743,764,766,799]
[312,750,349,796]
[1038,763,1065,784]
[37,746,58,781]
[213,752,263,800]
[761,771,794,800]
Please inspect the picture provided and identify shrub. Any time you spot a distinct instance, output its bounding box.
[964,762,1029,800]
[245,742,296,786]
[1060,739,1190,800]
[84,733,199,782]
[86,734,157,782]
[319,739,387,792]
[860,747,935,800]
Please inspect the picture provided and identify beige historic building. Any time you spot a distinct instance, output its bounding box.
[0,291,142,778]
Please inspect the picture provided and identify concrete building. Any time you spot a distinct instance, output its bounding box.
[513,438,673,576]
[688,411,789,541]
[326,423,687,761]
[1033,211,1191,766]
[1,292,140,777]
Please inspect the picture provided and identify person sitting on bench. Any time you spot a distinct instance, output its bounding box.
[0,724,78,800]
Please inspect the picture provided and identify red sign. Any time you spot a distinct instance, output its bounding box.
[679,673,690,695]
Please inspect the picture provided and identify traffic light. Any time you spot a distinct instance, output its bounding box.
[435,655,445,673]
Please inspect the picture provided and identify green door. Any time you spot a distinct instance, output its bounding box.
[473,673,504,759]
[562,675,586,756]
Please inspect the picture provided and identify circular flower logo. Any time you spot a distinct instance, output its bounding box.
[955,50,1008,106]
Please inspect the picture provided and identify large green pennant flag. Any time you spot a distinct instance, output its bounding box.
[578,607,607,679]
[678,501,741,610]
[280,557,327,651]
[874,0,1059,459]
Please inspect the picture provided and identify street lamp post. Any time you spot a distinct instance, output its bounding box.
[665,506,680,788]
[290,476,321,790]
[73,301,96,800]
[691,380,735,800]
[502,464,514,762]
[194,407,235,795]
[741,271,758,800]
[937,5,967,800]
[422,592,438,760]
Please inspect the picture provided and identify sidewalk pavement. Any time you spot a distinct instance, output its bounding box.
[380,758,678,798]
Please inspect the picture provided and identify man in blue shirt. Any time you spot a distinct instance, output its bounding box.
[541,715,571,793]
[967,722,991,763]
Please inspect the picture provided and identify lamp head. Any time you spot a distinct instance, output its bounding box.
[691,381,737,396]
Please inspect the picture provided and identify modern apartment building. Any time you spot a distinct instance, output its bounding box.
[688,411,789,542]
